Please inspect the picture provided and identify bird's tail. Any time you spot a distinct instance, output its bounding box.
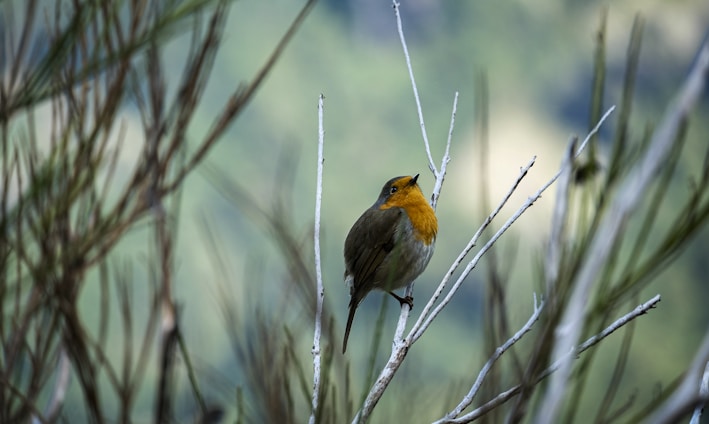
[342,299,358,354]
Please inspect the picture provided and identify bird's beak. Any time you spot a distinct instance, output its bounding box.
[410,174,420,185]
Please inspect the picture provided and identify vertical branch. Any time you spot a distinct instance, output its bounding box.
[392,0,436,175]
[430,92,457,210]
[545,137,577,296]
[309,94,325,424]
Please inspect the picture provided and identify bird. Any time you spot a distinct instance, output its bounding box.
[342,174,437,353]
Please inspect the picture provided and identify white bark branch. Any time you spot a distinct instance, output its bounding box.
[308,94,325,424]
[443,295,661,423]
[430,91,457,210]
[434,295,545,423]
[393,0,436,175]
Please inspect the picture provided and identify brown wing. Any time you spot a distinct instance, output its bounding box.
[344,207,401,299]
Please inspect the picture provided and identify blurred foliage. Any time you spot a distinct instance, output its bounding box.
[0,0,315,422]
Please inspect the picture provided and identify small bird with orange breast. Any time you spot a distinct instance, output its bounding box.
[342,174,438,353]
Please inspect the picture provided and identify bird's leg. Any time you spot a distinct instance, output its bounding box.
[388,291,414,309]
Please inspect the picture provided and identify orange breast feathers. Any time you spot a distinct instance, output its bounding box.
[380,177,438,245]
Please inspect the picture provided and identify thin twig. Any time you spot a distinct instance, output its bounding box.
[431,91,457,210]
[309,94,325,424]
[435,295,545,423]
[445,295,661,423]
[393,0,436,175]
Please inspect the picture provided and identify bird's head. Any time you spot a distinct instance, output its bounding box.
[375,174,424,208]
[375,174,437,244]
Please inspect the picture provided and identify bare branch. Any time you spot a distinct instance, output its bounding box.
[435,295,545,423]
[309,94,325,424]
[445,295,661,423]
[430,91,457,210]
[393,0,436,175]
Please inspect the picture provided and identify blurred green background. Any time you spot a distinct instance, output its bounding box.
[56,0,709,421]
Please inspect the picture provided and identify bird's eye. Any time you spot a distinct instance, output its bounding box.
[390,186,398,194]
